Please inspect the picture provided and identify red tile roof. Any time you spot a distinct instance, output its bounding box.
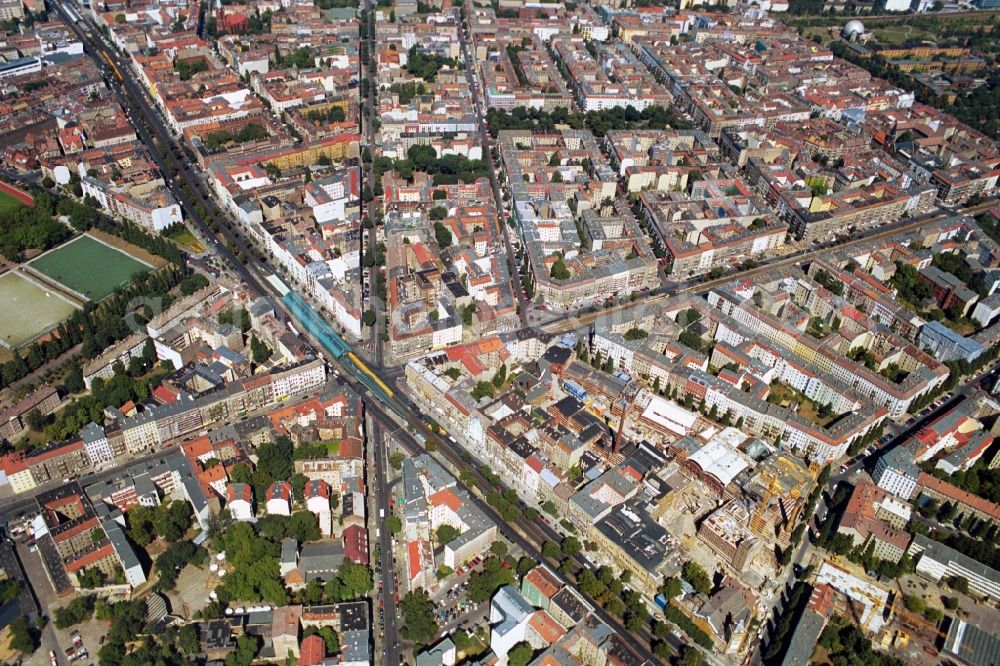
[65,543,115,573]
[428,488,462,512]
[407,540,425,581]
[523,566,561,600]
[226,483,252,503]
[152,385,179,404]
[297,635,325,666]
[528,610,565,645]
[918,472,1000,521]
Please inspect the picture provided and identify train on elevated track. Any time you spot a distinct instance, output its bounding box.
[282,291,394,402]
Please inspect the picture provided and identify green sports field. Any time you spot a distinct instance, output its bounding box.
[0,189,24,215]
[0,272,79,348]
[28,234,151,301]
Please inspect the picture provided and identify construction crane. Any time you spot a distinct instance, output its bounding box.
[750,473,803,539]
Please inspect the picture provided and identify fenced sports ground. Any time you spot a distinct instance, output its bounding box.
[27,233,152,302]
[0,271,79,349]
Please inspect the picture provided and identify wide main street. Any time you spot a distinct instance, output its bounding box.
[39,4,1000,665]
[49,3,669,662]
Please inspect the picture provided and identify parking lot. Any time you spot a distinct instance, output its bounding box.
[434,580,488,636]
[14,536,108,666]
[428,545,523,640]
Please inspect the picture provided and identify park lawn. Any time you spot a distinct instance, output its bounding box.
[0,189,24,215]
[872,25,919,45]
[798,399,837,428]
[166,224,206,252]
[766,381,796,407]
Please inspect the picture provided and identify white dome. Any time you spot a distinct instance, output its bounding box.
[842,20,865,38]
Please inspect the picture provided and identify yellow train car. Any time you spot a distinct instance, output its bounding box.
[100,52,123,82]
[347,352,394,399]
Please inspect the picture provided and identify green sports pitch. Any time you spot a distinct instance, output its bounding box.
[28,234,152,301]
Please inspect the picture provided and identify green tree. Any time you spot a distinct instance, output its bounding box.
[466,557,515,602]
[385,515,402,535]
[79,567,106,589]
[508,642,534,666]
[335,561,374,600]
[471,381,496,401]
[682,561,712,595]
[225,634,260,666]
[434,221,452,247]
[904,595,925,614]
[662,577,682,599]
[550,257,570,280]
[290,473,309,502]
[492,363,507,388]
[949,575,970,594]
[177,624,200,654]
[250,334,272,364]
[54,595,95,628]
[516,556,536,580]
[155,500,193,542]
[399,589,438,645]
[127,505,157,547]
[561,536,581,556]
[64,362,85,393]
[8,617,37,655]
[679,330,704,352]
[436,524,461,546]
[677,645,703,666]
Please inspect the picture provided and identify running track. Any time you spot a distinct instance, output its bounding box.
[0,181,33,207]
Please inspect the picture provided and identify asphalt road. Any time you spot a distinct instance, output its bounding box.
[457,16,531,328]
[0,445,187,526]
[364,396,663,664]
[53,18,624,665]
[538,199,997,336]
[359,2,384,371]
[51,6,978,664]
[368,417,401,665]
